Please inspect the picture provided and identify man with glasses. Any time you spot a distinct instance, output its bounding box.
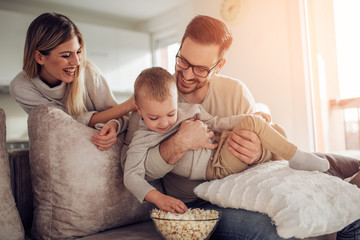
[175,50,223,79]
[143,15,285,239]
[142,15,360,239]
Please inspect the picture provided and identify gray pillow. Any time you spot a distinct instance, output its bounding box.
[28,105,156,239]
[0,108,25,240]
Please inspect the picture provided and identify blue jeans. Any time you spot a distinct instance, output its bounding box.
[186,198,292,240]
[337,219,360,240]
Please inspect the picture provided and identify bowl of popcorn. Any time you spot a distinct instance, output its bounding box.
[150,208,221,240]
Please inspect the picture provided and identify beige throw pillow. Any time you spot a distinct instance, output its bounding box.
[28,105,156,239]
[0,108,25,240]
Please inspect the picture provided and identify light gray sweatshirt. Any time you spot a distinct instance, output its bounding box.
[123,102,245,203]
[9,66,122,126]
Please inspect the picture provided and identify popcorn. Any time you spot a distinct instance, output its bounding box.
[150,208,220,240]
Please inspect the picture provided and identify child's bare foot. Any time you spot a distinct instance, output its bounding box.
[349,170,360,188]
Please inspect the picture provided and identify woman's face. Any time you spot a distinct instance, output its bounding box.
[36,36,81,87]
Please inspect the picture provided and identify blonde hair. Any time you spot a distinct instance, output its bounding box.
[134,67,176,105]
[23,12,86,116]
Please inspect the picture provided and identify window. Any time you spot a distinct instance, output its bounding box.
[154,42,180,74]
[333,0,360,99]
[305,0,360,152]
[151,27,180,74]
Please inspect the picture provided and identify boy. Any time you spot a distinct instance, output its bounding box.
[123,67,329,210]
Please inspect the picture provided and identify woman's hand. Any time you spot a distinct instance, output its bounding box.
[91,121,118,150]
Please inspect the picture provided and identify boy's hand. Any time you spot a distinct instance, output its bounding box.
[146,190,188,214]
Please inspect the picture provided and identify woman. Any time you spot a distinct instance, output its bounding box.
[10,12,134,150]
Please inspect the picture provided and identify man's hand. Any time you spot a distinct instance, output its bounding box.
[159,118,218,165]
[254,111,271,123]
[227,129,262,164]
[91,121,118,151]
[146,190,188,214]
[177,118,217,151]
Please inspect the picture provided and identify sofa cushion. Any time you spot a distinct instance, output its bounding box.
[79,220,160,240]
[194,160,360,239]
[28,105,158,239]
[0,108,25,240]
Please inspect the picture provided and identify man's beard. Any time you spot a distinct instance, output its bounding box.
[176,70,207,95]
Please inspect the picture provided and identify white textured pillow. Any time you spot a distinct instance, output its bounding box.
[194,160,360,239]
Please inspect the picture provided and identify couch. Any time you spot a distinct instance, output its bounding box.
[0,105,342,239]
[1,106,162,239]
[8,147,162,240]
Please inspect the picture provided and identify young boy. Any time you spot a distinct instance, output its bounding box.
[123,67,329,210]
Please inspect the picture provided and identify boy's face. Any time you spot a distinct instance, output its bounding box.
[136,90,178,134]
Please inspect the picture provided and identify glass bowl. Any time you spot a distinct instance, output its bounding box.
[150,208,221,240]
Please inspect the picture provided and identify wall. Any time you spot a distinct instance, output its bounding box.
[0,10,33,85]
[136,0,314,150]
[0,8,151,142]
[143,0,314,149]
[191,0,314,150]
[0,0,315,151]
[78,22,151,92]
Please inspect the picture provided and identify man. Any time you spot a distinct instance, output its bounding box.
[142,15,360,239]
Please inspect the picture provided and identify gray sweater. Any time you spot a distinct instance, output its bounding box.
[9,66,121,126]
[123,102,245,203]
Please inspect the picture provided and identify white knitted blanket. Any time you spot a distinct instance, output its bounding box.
[194,160,360,238]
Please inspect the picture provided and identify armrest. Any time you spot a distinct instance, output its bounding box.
[8,148,33,234]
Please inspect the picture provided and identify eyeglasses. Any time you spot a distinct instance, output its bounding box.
[175,52,222,78]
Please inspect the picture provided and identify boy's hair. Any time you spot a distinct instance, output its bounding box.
[181,15,233,58]
[134,67,176,104]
